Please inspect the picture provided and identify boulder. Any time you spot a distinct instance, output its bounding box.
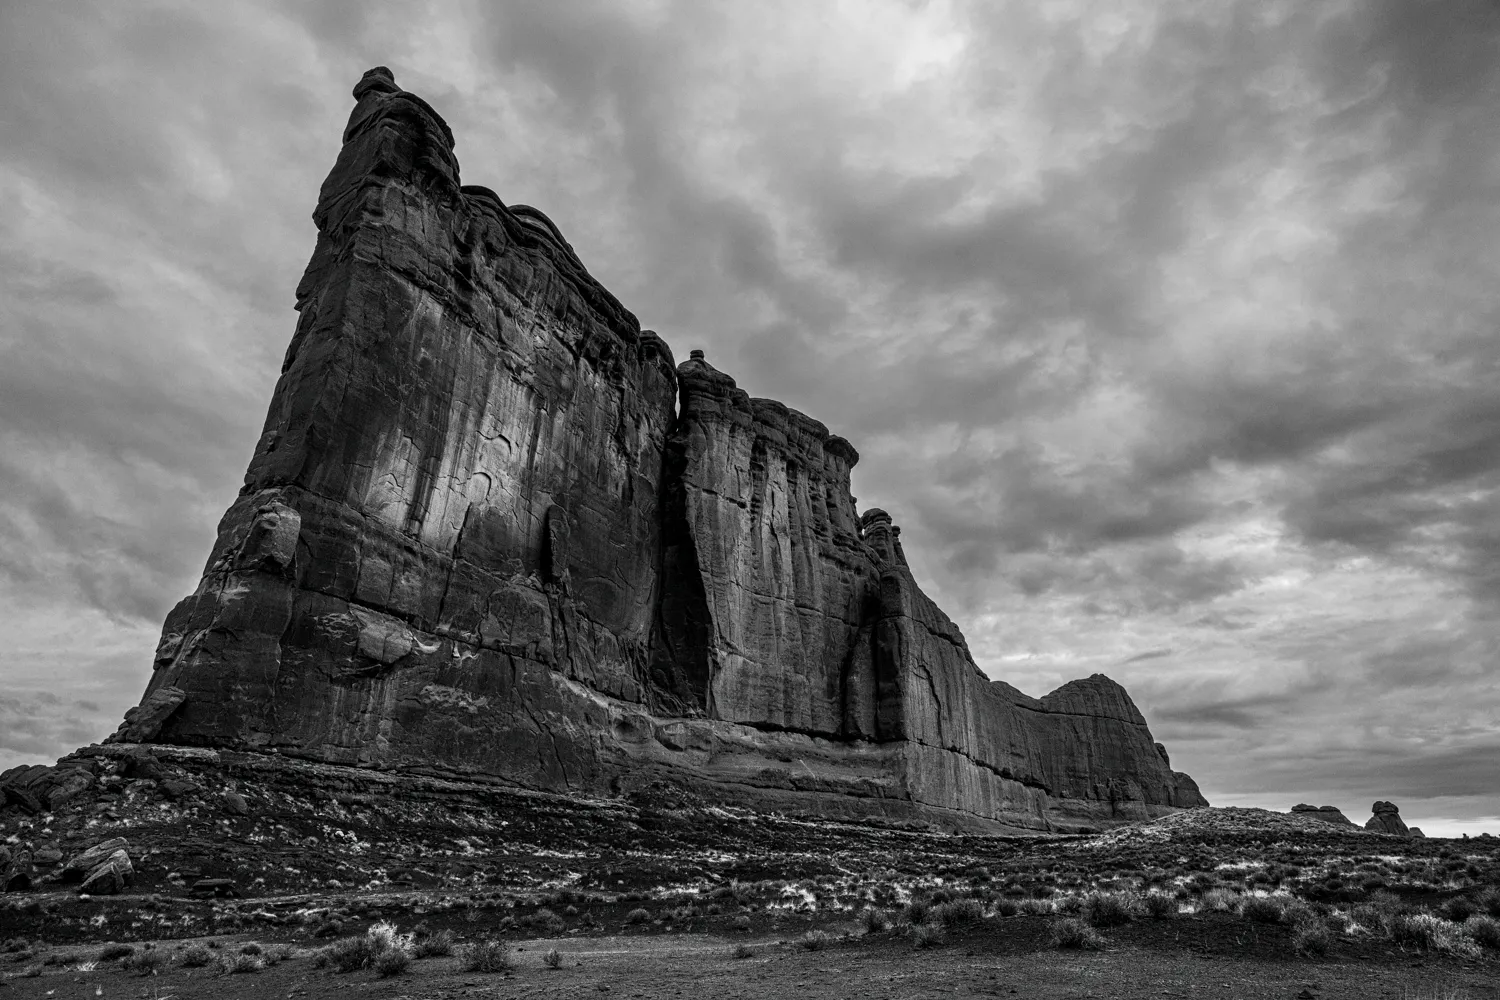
[1365,800,1412,836]
[1291,803,1356,826]
[62,838,130,883]
[221,790,250,816]
[119,67,1207,833]
[78,849,133,895]
[159,778,200,801]
[190,877,239,899]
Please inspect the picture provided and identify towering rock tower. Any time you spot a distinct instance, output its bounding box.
[124,68,1205,832]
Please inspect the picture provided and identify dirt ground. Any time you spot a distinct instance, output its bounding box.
[1,925,1494,1000]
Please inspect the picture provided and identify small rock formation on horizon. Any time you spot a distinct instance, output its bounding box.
[108,67,1205,832]
[1290,803,1355,827]
[1366,801,1423,837]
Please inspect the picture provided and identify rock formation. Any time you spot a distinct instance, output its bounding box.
[118,67,1205,832]
[1290,803,1355,827]
[1366,801,1421,837]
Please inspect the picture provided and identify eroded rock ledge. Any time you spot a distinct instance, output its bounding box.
[123,67,1205,833]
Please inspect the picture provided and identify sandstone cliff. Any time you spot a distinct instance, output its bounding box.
[125,67,1205,832]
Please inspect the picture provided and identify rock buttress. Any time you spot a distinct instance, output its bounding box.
[122,67,1205,830]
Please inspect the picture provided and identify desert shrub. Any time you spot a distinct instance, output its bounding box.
[324,935,376,973]
[1389,913,1481,959]
[1476,888,1500,918]
[1082,891,1137,928]
[367,921,411,954]
[461,939,511,973]
[213,952,264,975]
[121,948,167,976]
[531,907,566,934]
[799,930,831,951]
[1462,915,1500,950]
[1053,894,1083,915]
[909,923,945,949]
[1291,919,1330,956]
[1052,918,1104,950]
[860,907,892,933]
[374,947,410,977]
[19,963,41,978]
[902,899,932,925]
[2,938,27,952]
[412,929,455,958]
[1017,898,1054,916]
[931,898,985,927]
[624,907,651,925]
[1143,892,1177,920]
[731,914,752,932]
[1200,888,1239,913]
[178,944,214,967]
[994,897,1020,917]
[1442,896,1479,922]
[99,943,134,962]
[1240,895,1286,924]
[239,942,263,956]
[731,943,754,959]
[968,865,992,882]
[543,947,563,969]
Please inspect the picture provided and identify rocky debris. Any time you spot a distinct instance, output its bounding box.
[159,778,199,800]
[104,686,186,744]
[78,849,132,895]
[1365,801,1413,836]
[1291,804,1356,826]
[118,66,1205,833]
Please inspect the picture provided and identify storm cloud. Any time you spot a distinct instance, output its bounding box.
[2,0,1497,832]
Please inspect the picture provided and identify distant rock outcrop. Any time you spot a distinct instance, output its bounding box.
[112,67,1206,833]
[1291,803,1355,826]
[1365,801,1416,836]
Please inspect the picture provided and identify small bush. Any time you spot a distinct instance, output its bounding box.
[732,943,754,960]
[214,952,264,975]
[1390,913,1481,959]
[859,907,892,933]
[239,941,263,956]
[324,935,376,973]
[994,897,1020,917]
[1052,918,1104,950]
[625,907,651,925]
[1476,888,1500,918]
[412,929,455,958]
[1200,888,1240,913]
[543,947,562,969]
[1017,897,1054,916]
[799,930,831,951]
[531,907,566,934]
[1053,894,1083,915]
[909,923,945,949]
[178,944,214,967]
[1142,892,1175,920]
[373,947,410,977]
[461,939,511,973]
[902,899,931,926]
[1082,892,1136,928]
[99,943,134,962]
[1240,896,1285,924]
[1291,919,1330,956]
[1441,896,1478,922]
[1463,914,1500,950]
[931,898,986,926]
[121,949,167,976]
[20,963,41,978]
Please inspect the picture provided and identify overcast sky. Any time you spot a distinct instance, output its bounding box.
[2,1,1497,835]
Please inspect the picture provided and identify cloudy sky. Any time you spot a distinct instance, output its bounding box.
[2,1,1497,835]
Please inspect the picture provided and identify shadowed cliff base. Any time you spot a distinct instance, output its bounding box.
[102,66,1201,833]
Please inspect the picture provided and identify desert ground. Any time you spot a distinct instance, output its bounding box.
[2,744,1497,998]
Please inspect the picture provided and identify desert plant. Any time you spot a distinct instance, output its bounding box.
[531,907,566,934]
[19,963,41,978]
[1017,897,1055,916]
[121,948,167,976]
[98,943,134,962]
[213,952,265,975]
[1053,894,1084,915]
[543,947,563,969]
[412,929,455,958]
[373,947,410,977]
[931,898,986,926]
[859,907,892,933]
[239,941,263,955]
[1291,918,1331,956]
[1389,913,1481,959]
[1144,892,1177,920]
[1052,918,1104,950]
[323,935,376,973]
[909,923,945,949]
[1200,888,1240,913]
[1441,896,1478,922]
[1241,895,1286,924]
[1476,888,1500,918]
[994,897,1020,917]
[178,943,214,967]
[732,943,754,959]
[1082,891,1137,928]
[625,907,651,925]
[799,930,831,951]
[1463,914,1500,950]
[901,899,932,925]
[461,939,511,973]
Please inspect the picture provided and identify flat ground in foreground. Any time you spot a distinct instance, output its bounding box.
[2,922,1495,1000]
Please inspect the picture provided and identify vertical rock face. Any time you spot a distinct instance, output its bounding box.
[129,68,1204,831]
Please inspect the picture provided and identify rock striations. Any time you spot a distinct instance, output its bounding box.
[120,67,1205,832]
